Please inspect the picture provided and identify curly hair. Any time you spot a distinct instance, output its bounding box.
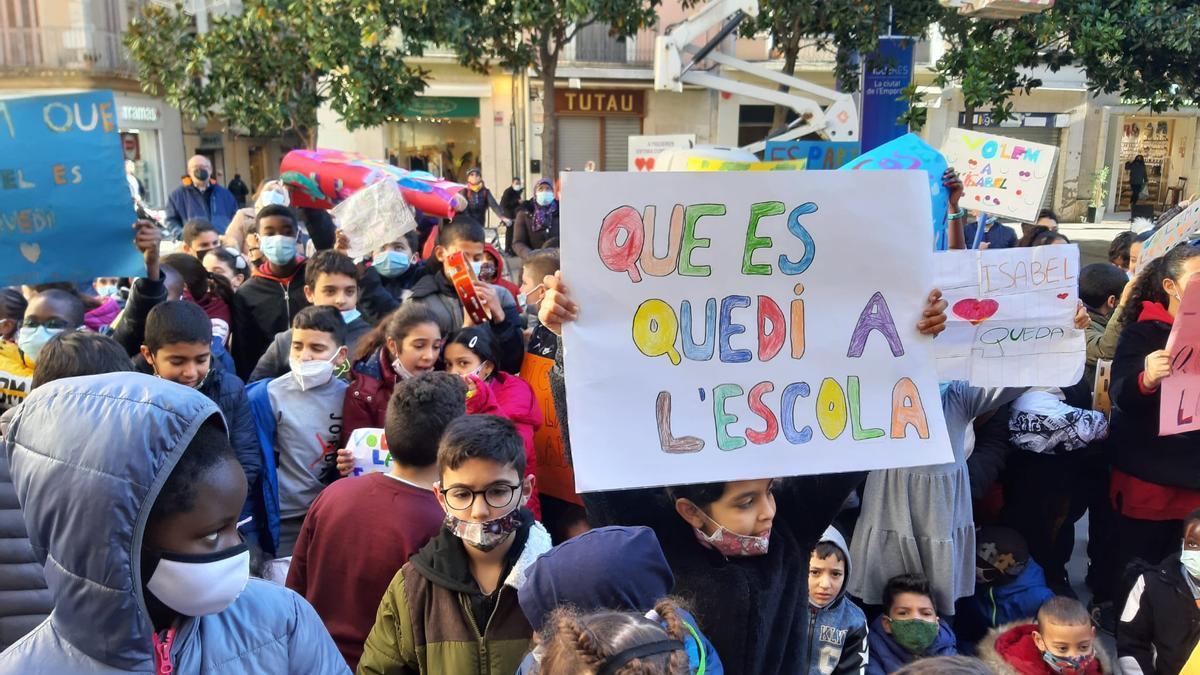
[1120,243,1200,329]
[385,372,467,467]
[539,598,693,675]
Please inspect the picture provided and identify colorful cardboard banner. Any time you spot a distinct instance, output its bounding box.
[933,246,1085,387]
[518,353,582,505]
[345,427,392,476]
[840,133,949,249]
[942,128,1057,223]
[686,157,807,172]
[1138,200,1200,273]
[765,141,861,168]
[0,90,142,286]
[861,38,915,152]
[560,171,952,492]
[628,134,696,172]
[1161,284,1200,436]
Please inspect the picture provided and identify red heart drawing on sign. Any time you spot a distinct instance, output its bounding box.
[645,157,655,171]
[953,298,1000,325]
[1057,293,1069,300]
[635,157,647,171]
[968,159,979,166]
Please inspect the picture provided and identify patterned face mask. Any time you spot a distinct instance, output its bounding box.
[443,509,522,552]
[686,502,770,557]
[1042,650,1095,675]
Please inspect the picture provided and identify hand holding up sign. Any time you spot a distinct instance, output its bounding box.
[538,271,579,336]
[132,220,162,281]
[1144,349,1172,391]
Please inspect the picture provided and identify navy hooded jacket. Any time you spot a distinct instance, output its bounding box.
[866,615,957,675]
[165,181,239,235]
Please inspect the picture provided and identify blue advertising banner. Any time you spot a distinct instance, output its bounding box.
[764,141,861,169]
[840,133,950,250]
[0,90,141,286]
[860,38,914,153]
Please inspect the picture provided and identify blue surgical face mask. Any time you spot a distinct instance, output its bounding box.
[18,325,64,360]
[96,284,120,299]
[373,250,411,278]
[341,308,362,325]
[535,191,555,207]
[259,235,297,266]
[470,260,484,278]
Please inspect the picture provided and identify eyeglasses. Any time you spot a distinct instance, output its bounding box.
[23,318,71,330]
[439,483,521,511]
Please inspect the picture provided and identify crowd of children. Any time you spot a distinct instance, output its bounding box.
[2,166,1200,675]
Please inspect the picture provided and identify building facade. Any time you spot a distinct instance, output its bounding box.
[1,0,186,209]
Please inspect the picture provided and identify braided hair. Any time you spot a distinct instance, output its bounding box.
[1120,243,1200,329]
[539,598,692,675]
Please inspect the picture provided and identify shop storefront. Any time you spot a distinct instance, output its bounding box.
[1110,114,1194,216]
[387,96,482,182]
[555,89,645,171]
[115,94,184,210]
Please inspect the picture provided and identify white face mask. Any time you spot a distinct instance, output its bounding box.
[289,349,342,391]
[145,543,250,617]
[392,357,417,380]
[1182,549,1200,578]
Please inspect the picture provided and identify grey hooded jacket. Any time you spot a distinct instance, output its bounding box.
[0,373,349,673]
[808,526,869,675]
[0,406,51,650]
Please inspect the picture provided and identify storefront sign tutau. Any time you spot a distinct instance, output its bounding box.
[555,89,645,117]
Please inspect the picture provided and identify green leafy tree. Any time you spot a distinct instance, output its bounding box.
[125,0,511,148]
[499,0,660,177]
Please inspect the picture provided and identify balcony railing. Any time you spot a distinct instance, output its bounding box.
[563,24,658,66]
[0,27,134,74]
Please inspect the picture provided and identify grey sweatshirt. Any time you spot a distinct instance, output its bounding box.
[267,374,348,523]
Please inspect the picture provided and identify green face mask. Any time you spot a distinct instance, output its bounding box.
[889,618,940,655]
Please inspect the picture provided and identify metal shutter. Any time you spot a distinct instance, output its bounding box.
[603,117,642,171]
[558,117,601,172]
[974,126,1063,212]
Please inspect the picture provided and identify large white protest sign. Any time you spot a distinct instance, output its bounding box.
[561,171,952,492]
[942,129,1057,223]
[933,246,1084,387]
[331,178,418,259]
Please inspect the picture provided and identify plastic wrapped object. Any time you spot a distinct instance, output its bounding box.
[330,178,418,259]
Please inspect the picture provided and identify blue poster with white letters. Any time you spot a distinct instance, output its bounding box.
[764,141,861,169]
[861,38,914,153]
[0,90,141,286]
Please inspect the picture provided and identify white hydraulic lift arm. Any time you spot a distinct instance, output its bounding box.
[653,0,860,154]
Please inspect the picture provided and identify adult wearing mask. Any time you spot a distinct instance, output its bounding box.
[165,155,239,238]
[461,167,508,229]
[499,178,527,254]
[512,179,560,259]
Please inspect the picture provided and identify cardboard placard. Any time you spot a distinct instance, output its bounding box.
[345,427,392,476]
[765,141,861,168]
[1160,284,1200,435]
[518,353,582,505]
[628,134,696,172]
[933,246,1085,387]
[0,90,142,286]
[560,171,952,492]
[942,129,1057,223]
[1138,201,1200,273]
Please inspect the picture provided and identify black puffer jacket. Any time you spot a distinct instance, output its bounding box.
[1110,304,1200,489]
[1117,552,1200,675]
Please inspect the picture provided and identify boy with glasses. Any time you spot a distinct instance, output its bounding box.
[359,415,552,675]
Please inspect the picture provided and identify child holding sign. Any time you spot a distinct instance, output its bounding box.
[536,272,950,675]
[288,372,466,669]
[1109,243,1200,595]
